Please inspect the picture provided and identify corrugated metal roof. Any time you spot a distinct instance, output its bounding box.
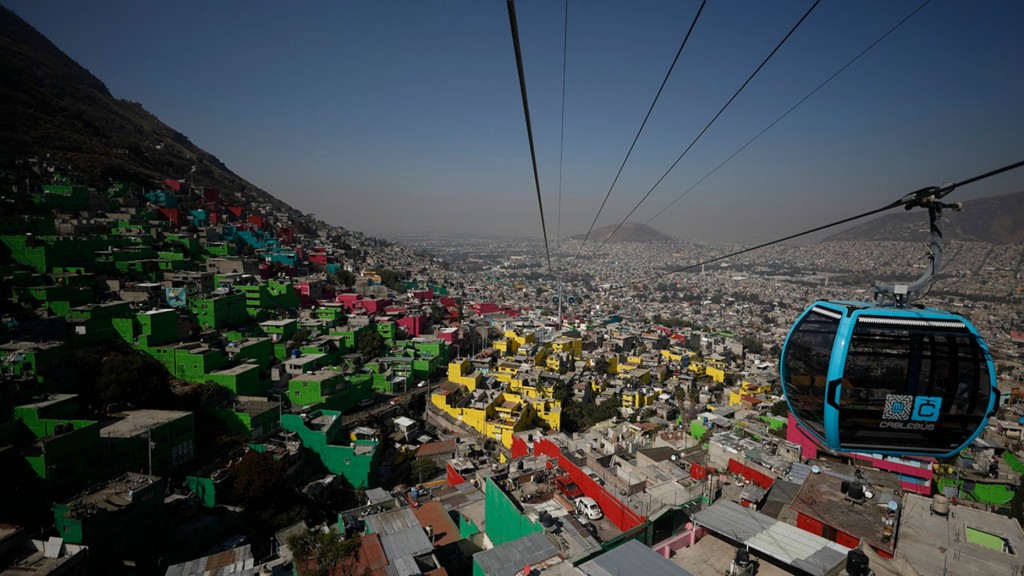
[366,487,392,505]
[380,525,433,560]
[474,532,560,576]
[163,544,255,575]
[367,507,421,536]
[787,462,812,484]
[692,500,848,576]
[578,539,695,576]
[385,555,422,576]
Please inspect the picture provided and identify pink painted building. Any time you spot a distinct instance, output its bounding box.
[786,413,934,494]
[398,315,427,338]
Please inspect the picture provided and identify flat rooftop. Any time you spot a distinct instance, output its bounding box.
[289,369,342,382]
[62,473,160,515]
[788,468,900,554]
[894,493,1024,575]
[101,409,191,438]
[12,393,76,410]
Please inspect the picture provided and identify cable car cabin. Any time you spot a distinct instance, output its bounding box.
[780,301,997,458]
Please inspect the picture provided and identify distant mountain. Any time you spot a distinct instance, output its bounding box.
[0,6,296,217]
[825,189,1024,244]
[570,222,673,243]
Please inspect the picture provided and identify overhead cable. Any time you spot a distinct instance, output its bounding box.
[637,158,1024,284]
[593,0,821,254]
[647,0,930,225]
[557,0,569,257]
[507,0,553,273]
[573,0,707,260]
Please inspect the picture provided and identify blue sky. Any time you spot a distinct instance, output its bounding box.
[5,1,1024,244]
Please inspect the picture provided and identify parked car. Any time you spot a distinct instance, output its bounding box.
[554,476,583,499]
[574,497,603,520]
[358,398,373,408]
[388,396,403,405]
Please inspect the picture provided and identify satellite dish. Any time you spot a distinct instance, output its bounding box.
[864,489,874,499]
[887,500,899,511]
[811,465,821,474]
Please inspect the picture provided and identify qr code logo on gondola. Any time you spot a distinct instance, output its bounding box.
[884,394,913,420]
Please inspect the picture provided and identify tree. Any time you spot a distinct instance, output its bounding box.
[288,527,361,576]
[289,328,311,349]
[334,269,356,289]
[769,399,789,417]
[95,349,170,408]
[429,303,446,325]
[410,457,439,484]
[377,269,405,292]
[357,330,386,360]
[230,451,286,507]
[594,357,610,375]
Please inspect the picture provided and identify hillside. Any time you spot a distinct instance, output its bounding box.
[0,6,296,219]
[825,189,1024,244]
[570,222,673,243]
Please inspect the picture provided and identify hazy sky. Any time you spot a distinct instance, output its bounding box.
[5,1,1024,244]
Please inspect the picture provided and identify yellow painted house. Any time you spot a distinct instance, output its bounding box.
[621,387,657,410]
[660,349,684,362]
[551,336,582,358]
[447,359,482,391]
[493,360,520,384]
[705,366,725,383]
[508,375,555,400]
[494,337,518,356]
[689,362,725,384]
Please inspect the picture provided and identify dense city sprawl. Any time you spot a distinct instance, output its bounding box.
[1,161,1023,576]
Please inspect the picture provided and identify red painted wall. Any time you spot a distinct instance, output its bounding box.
[727,459,775,490]
[511,436,530,459]
[533,439,645,532]
[159,208,180,226]
[690,463,708,481]
[398,315,426,338]
[796,512,824,535]
[446,463,466,487]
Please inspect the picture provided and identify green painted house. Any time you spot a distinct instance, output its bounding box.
[100,410,196,476]
[189,291,247,330]
[9,394,104,494]
[280,410,379,488]
[54,473,167,567]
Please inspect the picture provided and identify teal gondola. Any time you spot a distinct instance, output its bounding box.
[780,300,997,458]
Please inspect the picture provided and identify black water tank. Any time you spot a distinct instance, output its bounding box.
[735,548,751,567]
[846,549,870,576]
[848,483,865,500]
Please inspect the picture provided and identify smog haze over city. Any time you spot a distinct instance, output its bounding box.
[6,0,1024,244]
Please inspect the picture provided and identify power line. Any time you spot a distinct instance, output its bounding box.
[636,158,1024,284]
[593,0,821,255]
[647,0,931,226]
[572,1,707,260]
[506,0,553,274]
[557,0,569,257]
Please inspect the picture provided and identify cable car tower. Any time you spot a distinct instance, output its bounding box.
[780,184,998,459]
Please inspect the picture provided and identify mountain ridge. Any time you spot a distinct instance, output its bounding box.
[569,222,673,243]
[0,5,300,221]
[824,189,1024,244]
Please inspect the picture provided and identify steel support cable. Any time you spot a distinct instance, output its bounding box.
[593,0,821,255]
[557,0,569,258]
[637,158,1024,284]
[572,0,707,261]
[507,0,553,274]
[647,0,930,226]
